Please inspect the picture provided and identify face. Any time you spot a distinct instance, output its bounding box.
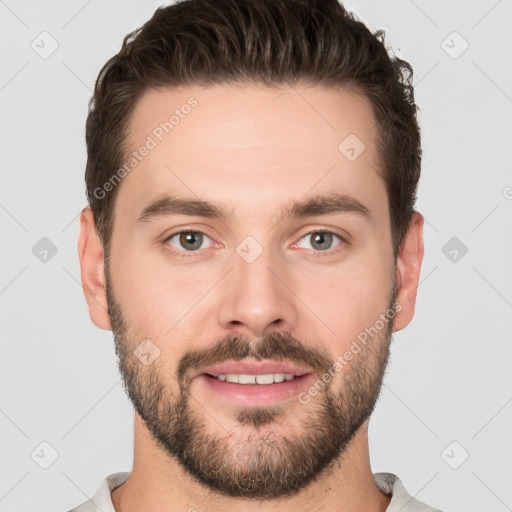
[82,83,422,499]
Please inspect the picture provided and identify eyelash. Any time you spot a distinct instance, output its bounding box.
[163,228,346,258]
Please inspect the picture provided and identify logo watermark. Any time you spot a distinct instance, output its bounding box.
[298,302,401,404]
[93,97,198,200]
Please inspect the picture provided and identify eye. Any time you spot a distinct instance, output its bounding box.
[163,229,345,256]
[296,230,344,252]
[164,230,213,252]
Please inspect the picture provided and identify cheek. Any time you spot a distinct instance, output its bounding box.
[109,241,202,341]
[304,257,394,356]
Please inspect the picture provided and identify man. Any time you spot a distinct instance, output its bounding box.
[71,0,442,510]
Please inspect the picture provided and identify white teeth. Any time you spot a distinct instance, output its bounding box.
[216,373,297,384]
[238,374,256,384]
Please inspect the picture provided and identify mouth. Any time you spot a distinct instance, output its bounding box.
[197,359,313,379]
[205,372,301,384]
[195,360,316,406]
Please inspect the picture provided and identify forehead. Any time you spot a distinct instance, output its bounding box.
[117,82,385,221]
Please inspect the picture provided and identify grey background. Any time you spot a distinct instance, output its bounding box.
[1,1,511,511]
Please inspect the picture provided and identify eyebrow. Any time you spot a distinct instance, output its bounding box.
[136,192,371,224]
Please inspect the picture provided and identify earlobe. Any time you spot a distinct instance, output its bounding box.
[393,211,424,332]
[78,207,112,331]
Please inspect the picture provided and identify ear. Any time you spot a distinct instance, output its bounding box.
[78,207,112,331]
[393,211,424,332]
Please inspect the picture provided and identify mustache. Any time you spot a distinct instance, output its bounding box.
[177,331,334,384]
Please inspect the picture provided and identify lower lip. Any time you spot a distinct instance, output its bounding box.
[197,373,316,406]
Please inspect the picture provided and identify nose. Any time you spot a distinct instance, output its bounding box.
[216,246,299,338]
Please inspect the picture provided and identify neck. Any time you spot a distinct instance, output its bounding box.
[111,415,391,512]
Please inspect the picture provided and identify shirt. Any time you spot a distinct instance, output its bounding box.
[67,471,443,511]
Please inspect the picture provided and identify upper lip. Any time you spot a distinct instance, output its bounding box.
[197,359,313,378]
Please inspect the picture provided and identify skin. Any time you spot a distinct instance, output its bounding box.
[78,82,424,512]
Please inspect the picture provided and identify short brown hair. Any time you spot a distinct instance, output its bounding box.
[85,0,421,258]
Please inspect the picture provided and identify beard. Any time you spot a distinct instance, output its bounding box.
[106,270,397,500]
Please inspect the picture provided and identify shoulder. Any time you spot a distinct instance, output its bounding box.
[66,472,130,512]
[373,472,444,512]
